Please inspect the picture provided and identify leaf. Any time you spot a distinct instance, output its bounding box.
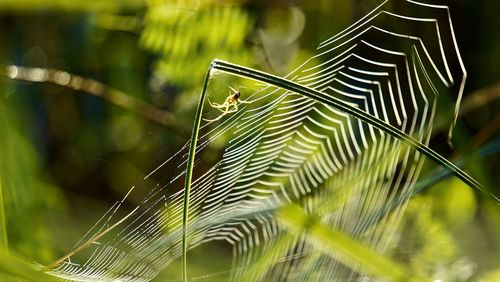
[276,204,418,282]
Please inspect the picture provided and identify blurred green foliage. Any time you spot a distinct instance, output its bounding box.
[141,1,254,87]
[0,0,146,12]
[0,85,64,262]
[0,0,499,281]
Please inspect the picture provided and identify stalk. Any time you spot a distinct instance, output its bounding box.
[209,59,495,200]
[180,59,497,280]
[181,69,212,282]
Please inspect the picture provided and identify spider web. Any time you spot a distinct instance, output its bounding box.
[47,0,467,281]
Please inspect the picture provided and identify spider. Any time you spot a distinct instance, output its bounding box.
[203,86,253,122]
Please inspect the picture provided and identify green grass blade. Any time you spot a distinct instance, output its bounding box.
[181,59,498,281]
[208,59,497,202]
[181,69,212,282]
[0,251,59,282]
[0,176,7,252]
[276,204,422,282]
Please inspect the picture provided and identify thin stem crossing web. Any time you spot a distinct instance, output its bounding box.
[45,1,496,281]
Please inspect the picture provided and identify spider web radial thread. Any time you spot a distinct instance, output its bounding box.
[48,1,467,281]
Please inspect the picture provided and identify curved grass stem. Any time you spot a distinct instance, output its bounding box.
[181,58,498,281]
[209,59,495,200]
[181,69,212,282]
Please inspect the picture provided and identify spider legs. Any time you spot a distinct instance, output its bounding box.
[204,86,252,122]
[207,98,225,108]
[238,99,254,104]
[203,102,238,122]
[203,113,226,122]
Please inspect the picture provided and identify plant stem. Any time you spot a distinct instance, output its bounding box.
[181,69,212,282]
[0,176,8,252]
[180,59,498,281]
[44,206,140,271]
[277,204,421,282]
[208,59,497,202]
[1,65,187,135]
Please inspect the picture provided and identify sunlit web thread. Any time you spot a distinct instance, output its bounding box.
[47,0,468,281]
